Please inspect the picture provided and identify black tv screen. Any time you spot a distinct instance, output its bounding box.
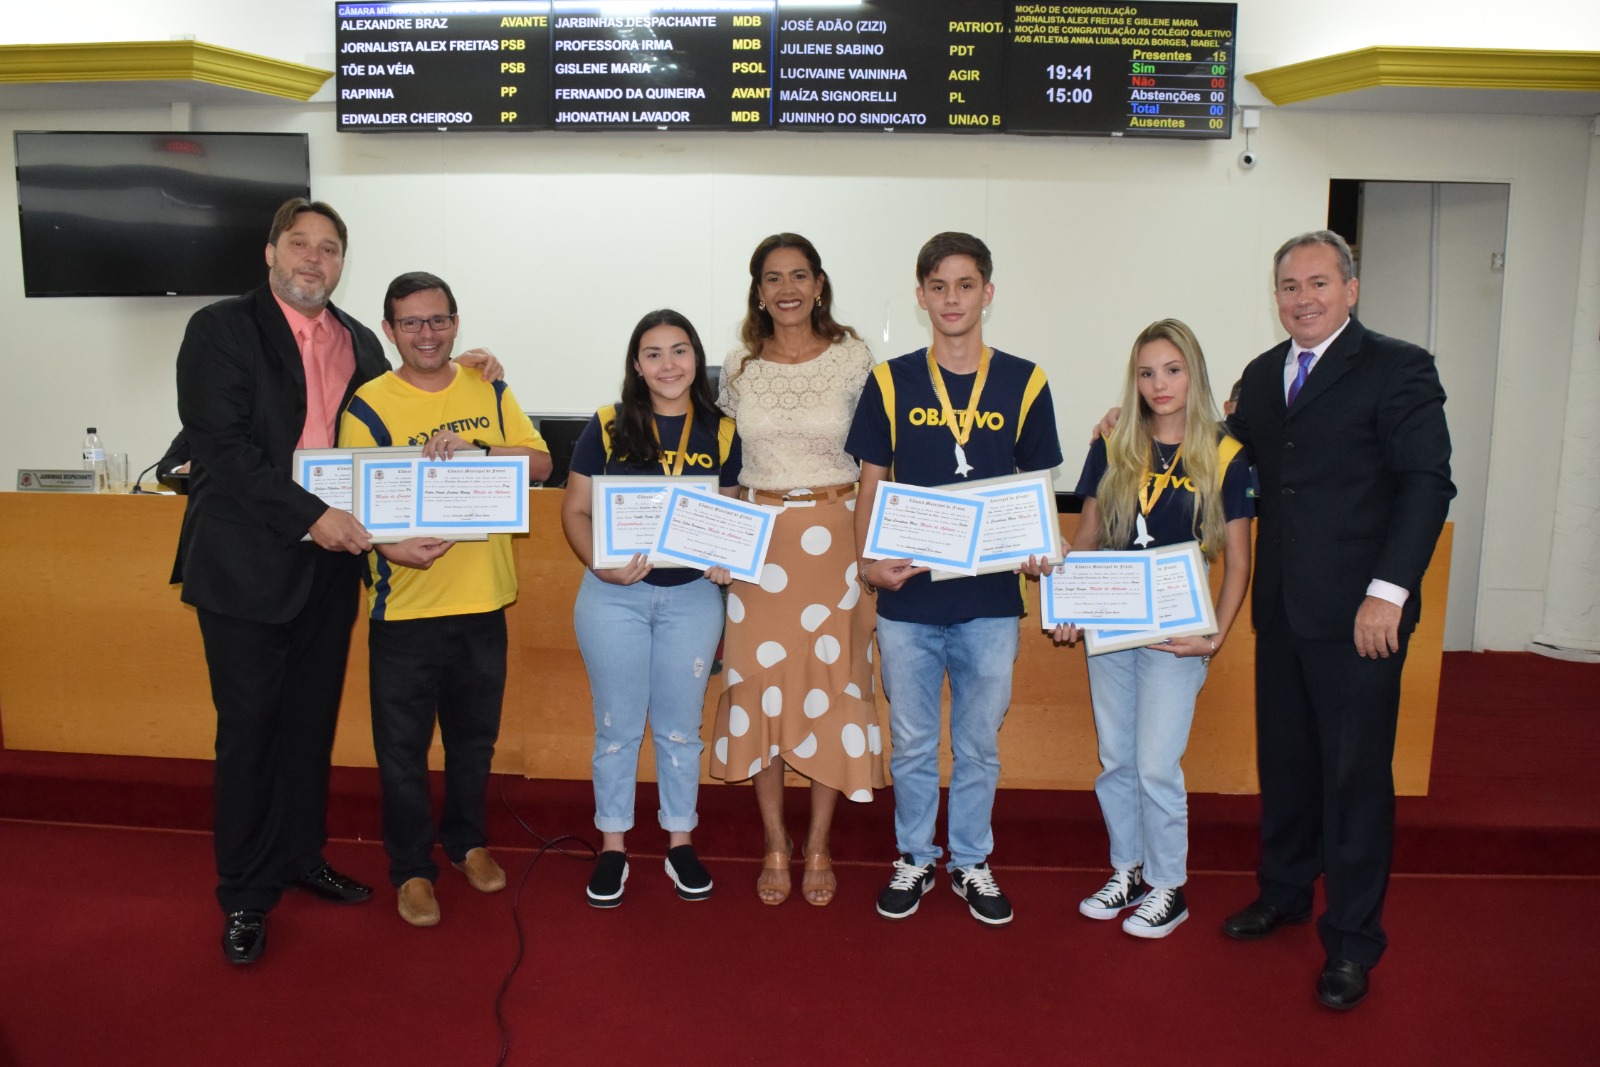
[14,131,311,297]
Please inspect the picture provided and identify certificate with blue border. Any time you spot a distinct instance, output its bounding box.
[1080,542,1218,655]
[863,481,986,575]
[930,470,1062,581]
[351,451,519,543]
[1040,551,1156,628]
[295,447,433,511]
[294,446,425,540]
[649,486,776,583]
[590,475,718,569]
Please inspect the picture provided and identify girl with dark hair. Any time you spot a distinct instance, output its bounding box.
[1062,318,1253,938]
[709,233,885,907]
[561,309,740,908]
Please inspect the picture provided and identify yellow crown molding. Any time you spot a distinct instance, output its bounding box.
[0,41,331,101]
[1245,47,1600,106]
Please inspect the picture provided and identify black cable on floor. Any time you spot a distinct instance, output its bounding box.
[491,776,598,1067]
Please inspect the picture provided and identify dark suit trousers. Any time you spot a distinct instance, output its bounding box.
[368,609,506,887]
[198,550,360,914]
[1254,600,1408,969]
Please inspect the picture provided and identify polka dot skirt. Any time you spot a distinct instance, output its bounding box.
[710,492,886,800]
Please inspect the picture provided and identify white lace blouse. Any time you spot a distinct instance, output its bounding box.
[717,335,874,491]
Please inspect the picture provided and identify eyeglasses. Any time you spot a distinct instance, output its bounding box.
[390,314,457,333]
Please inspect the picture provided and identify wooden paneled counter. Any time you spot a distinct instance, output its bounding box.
[0,491,1449,795]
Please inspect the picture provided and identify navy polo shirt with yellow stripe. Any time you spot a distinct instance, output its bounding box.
[845,347,1063,624]
[1074,435,1254,551]
[569,404,741,587]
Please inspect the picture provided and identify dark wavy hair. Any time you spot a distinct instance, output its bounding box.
[268,197,348,254]
[607,309,719,467]
[728,233,859,386]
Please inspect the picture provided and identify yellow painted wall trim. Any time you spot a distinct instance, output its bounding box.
[0,41,331,101]
[1246,47,1600,106]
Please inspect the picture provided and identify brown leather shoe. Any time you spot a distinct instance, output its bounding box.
[452,847,507,893]
[397,878,440,927]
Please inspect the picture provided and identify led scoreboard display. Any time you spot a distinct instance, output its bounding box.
[336,1,553,130]
[772,1,1008,132]
[334,1,1237,138]
[1005,2,1237,137]
[548,1,774,130]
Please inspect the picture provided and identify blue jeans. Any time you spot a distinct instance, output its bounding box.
[876,615,1019,870]
[574,571,725,834]
[1085,645,1208,888]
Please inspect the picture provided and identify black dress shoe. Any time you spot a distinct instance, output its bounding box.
[222,910,266,965]
[1317,958,1369,1010]
[1221,898,1312,940]
[295,864,373,903]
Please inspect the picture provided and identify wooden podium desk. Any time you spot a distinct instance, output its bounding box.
[0,491,1449,795]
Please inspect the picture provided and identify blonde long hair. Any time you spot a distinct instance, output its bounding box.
[1097,319,1230,559]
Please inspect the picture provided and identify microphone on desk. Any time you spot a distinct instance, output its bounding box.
[129,458,162,494]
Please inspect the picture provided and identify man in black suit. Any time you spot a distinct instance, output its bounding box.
[1221,230,1454,1009]
[174,198,390,964]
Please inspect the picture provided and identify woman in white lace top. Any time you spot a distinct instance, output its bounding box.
[710,233,886,907]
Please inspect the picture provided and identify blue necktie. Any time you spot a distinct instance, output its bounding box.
[1286,349,1314,406]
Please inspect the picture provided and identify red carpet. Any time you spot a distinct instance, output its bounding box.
[0,651,1597,1064]
[0,821,1595,1067]
[3,651,1595,875]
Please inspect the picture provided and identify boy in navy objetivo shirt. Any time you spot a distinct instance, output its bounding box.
[846,233,1062,926]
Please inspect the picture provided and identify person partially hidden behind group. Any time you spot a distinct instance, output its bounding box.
[562,309,739,907]
[709,232,886,907]
[339,271,551,927]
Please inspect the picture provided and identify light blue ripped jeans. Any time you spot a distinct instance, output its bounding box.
[574,570,725,834]
[1085,644,1208,888]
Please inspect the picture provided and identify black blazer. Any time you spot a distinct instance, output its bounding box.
[172,284,390,624]
[1230,317,1454,641]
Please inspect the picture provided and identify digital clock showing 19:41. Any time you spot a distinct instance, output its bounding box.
[1044,63,1092,104]
[1004,2,1237,139]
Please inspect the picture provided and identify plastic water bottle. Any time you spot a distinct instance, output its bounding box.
[82,427,108,493]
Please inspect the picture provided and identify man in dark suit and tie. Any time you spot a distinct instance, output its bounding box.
[175,199,392,964]
[1221,230,1455,1009]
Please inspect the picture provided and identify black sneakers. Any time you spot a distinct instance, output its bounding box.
[950,863,1013,926]
[1122,886,1188,938]
[664,844,713,901]
[876,854,935,919]
[586,850,628,908]
[1079,866,1151,920]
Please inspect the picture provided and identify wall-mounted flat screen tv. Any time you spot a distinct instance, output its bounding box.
[14,131,311,297]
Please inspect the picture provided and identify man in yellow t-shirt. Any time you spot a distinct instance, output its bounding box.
[338,271,552,927]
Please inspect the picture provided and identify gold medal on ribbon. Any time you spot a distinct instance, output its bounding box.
[1134,443,1182,546]
[927,347,991,478]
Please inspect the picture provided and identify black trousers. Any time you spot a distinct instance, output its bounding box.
[198,551,360,914]
[368,609,507,887]
[1253,602,1409,969]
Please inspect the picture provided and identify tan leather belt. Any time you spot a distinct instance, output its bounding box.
[745,482,855,506]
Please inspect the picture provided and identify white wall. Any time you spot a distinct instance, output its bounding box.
[2,2,1596,650]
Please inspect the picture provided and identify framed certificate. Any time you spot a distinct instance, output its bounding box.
[862,481,986,576]
[589,475,718,569]
[293,446,426,540]
[1081,542,1218,655]
[649,486,777,583]
[1040,551,1156,629]
[351,452,526,542]
[930,470,1062,581]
